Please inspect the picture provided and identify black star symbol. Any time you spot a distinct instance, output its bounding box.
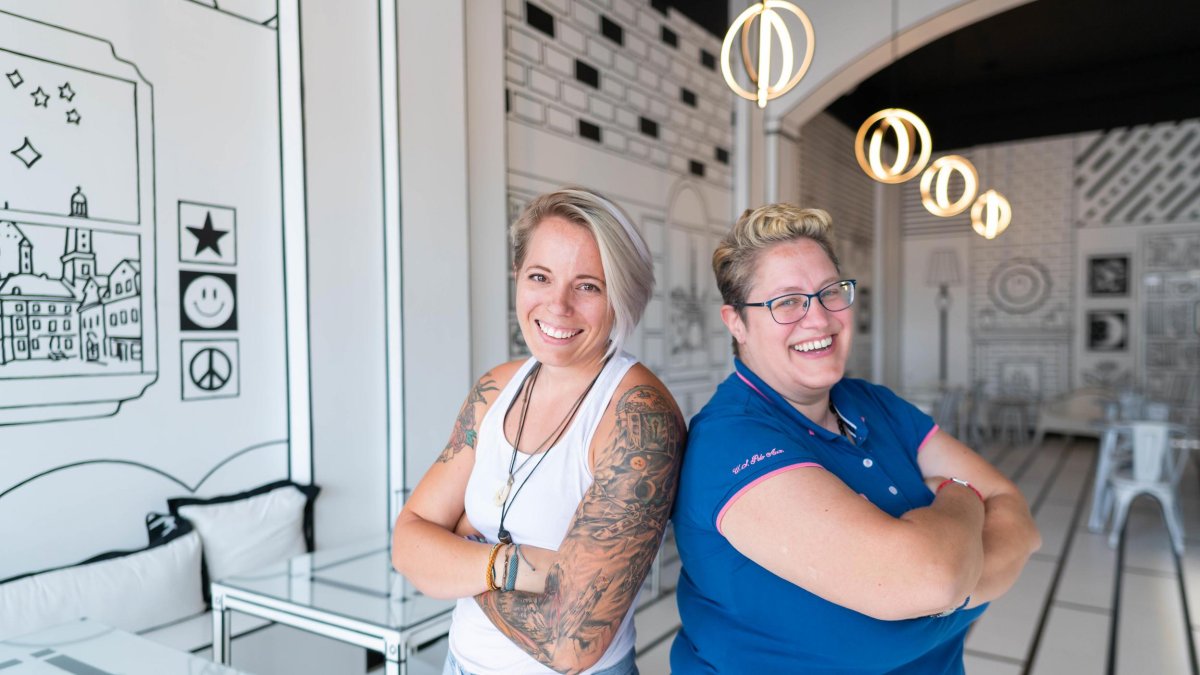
[31,87,49,107]
[187,212,229,256]
[66,109,81,125]
[59,82,75,101]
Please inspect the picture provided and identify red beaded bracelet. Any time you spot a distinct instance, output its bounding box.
[936,477,985,504]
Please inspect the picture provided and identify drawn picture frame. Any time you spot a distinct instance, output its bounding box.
[1087,255,1129,297]
[1087,310,1128,352]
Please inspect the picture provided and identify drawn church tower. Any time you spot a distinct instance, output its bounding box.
[61,188,95,286]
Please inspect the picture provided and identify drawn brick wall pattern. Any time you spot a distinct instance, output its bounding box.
[504,0,732,188]
[901,137,1076,396]
[1074,119,1200,227]
[796,113,876,379]
[502,0,734,419]
[902,120,1200,401]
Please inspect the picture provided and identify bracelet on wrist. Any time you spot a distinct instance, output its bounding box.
[936,477,984,504]
[504,544,520,592]
[485,542,503,592]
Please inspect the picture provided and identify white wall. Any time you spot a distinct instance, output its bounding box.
[396,1,473,501]
[301,0,389,544]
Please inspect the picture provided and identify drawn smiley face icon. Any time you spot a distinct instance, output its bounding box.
[180,270,237,331]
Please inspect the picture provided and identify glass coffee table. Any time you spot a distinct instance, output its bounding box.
[211,536,454,675]
[0,618,251,674]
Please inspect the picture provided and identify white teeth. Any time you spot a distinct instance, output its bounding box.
[537,321,581,340]
[792,336,833,352]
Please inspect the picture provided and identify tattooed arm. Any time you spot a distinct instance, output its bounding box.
[475,367,685,674]
[392,362,521,598]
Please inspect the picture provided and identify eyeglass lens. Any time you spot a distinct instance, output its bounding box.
[771,281,855,324]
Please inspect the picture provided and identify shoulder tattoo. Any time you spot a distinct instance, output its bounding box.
[436,375,498,463]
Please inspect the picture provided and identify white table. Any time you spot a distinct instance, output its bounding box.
[0,618,251,674]
[211,536,454,675]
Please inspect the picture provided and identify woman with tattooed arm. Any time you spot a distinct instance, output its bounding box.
[392,188,684,675]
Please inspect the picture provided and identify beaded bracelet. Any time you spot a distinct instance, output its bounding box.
[485,542,503,592]
[504,544,521,592]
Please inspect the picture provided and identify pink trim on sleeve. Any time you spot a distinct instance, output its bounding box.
[716,463,824,534]
[917,424,941,452]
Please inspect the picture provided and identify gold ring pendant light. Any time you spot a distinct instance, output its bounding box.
[721,2,815,109]
[854,0,931,183]
[919,154,978,217]
[854,108,932,184]
[971,189,1012,239]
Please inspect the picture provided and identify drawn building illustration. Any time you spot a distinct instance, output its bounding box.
[0,11,157,425]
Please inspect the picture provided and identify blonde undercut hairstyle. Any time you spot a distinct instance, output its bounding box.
[511,187,654,357]
[712,203,841,355]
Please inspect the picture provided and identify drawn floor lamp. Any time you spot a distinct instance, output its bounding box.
[927,249,963,386]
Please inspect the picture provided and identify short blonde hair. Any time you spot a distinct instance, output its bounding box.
[713,204,840,355]
[511,188,654,356]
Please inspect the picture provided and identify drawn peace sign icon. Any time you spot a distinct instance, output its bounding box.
[189,346,232,391]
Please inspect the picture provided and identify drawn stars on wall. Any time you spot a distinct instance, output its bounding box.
[65,109,80,125]
[10,137,41,168]
[58,82,74,101]
[6,69,22,88]
[30,86,49,107]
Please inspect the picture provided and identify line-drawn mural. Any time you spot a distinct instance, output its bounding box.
[0,0,301,579]
[0,10,156,426]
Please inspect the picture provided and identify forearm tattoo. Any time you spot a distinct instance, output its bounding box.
[476,385,684,672]
[437,375,498,463]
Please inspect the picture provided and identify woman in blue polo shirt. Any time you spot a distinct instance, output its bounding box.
[671,204,1042,674]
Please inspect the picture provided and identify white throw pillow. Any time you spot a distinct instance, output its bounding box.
[0,522,205,639]
[169,481,318,582]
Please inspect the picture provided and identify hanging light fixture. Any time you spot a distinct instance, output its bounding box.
[920,155,978,217]
[721,1,815,109]
[854,0,931,184]
[854,108,931,184]
[971,189,1011,239]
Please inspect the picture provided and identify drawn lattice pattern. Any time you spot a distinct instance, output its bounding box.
[1074,119,1200,226]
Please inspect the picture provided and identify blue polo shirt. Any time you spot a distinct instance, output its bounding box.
[671,360,986,674]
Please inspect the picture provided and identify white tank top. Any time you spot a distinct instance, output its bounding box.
[449,351,640,675]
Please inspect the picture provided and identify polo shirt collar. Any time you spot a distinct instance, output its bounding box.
[733,358,871,446]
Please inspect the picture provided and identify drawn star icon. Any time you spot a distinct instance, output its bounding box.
[30,87,49,107]
[187,212,229,256]
[11,137,42,168]
[66,109,81,125]
[59,82,75,101]
[6,70,22,88]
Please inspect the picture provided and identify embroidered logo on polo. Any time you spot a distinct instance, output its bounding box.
[731,448,784,475]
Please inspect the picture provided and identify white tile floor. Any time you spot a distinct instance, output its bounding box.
[412,435,1200,674]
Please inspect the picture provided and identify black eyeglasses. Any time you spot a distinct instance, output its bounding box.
[736,279,857,325]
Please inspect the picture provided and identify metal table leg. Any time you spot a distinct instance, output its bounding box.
[211,591,232,665]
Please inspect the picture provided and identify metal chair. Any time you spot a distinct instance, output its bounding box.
[1104,421,1190,554]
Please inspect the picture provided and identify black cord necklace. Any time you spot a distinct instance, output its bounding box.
[496,356,611,545]
[830,402,851,442]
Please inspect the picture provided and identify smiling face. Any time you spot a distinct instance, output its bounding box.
[183,275,235,328]
[721,238,853,409]
[515,216,614,371]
